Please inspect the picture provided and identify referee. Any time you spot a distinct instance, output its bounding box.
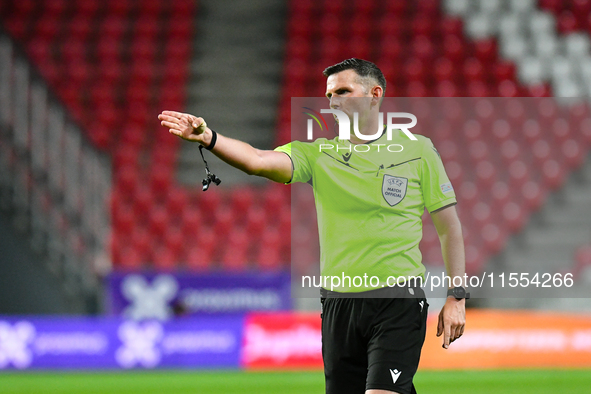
[159,58,467,394]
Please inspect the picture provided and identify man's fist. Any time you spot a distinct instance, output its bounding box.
[158,110,211,144]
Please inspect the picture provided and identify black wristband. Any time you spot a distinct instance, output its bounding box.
[205,129,217,151]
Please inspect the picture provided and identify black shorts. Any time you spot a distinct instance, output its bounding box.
[321,286,428,394]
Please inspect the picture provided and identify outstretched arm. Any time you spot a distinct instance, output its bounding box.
[158,110,292,183]
[430,205,466,349]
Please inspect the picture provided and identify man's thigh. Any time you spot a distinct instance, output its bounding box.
[322,297,368,394]
[365,296,428,394]
[321,293,428,394]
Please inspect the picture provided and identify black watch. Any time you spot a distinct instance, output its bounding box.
[447,286,470,300]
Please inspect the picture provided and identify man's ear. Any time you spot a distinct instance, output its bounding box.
[370,85,383,107]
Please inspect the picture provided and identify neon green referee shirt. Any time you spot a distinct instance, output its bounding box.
[274,130,456,292]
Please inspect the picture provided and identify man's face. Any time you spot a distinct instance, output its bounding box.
[325,70,375,123]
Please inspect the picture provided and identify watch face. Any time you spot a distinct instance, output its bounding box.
[454,287,465,298]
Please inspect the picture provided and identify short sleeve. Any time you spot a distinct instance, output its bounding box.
[274,141,314,184]
[420,138,457,213]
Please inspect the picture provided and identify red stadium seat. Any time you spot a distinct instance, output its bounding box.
[185,246,214,271]
[473,39,497,63]
[152,246,178,271]
[468,140,489,162]
[27,38,52,64]
[532,140,554,168]
[465,244,485,276]
[475,160,497,189]
[148,205,169,238]
[96,39,122,62]
[502,201,527,233]
[134,16,160,38]
[521,181,546,212]
[100,16,127,40]
[412,35,437,61]
[255,245,284,271]
[497,80,520,97]
[221,240,248,271]
[230,187,255,218]
[526,84,552,97]
[140,0,164,16]
[550,117,572,144]
[118,246,145,270]
[541,159,566,190]
[246,206,267,236]
[561,139,585,169]
[491,181,512,209]
[213,209,235,237]
[149,167,173,198]
[500,140,520,166]
[466,81,492,97]
[107,0,133,16]
[493,62,516,83]
[349,36,371,60]
[557,11,579,33]
[440,18,463,38]
[464,58,485,82]
[508,160,530,189]
[35,16,61,40]
[61,39,87,62]
[481,223,507,254]
[385,1,408,15]
[163,226,184,258]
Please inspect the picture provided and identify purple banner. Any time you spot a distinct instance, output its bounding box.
[0,316,244,370]
[106,272,291,319]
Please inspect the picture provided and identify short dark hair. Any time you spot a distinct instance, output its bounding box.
[323,58,387,95]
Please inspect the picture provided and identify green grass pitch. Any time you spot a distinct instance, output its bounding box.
[1,369,590,394]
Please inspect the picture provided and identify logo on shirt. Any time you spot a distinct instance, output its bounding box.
[342,152,352,162]
[390,368,402,383]
[382,175,408,206]
[440,182,453,194]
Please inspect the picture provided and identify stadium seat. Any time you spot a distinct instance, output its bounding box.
[255,244,284,271]
[502,201,527,233]
[541,159,566,190]
[508,160,530,189]
[148,206,169,238]
[118,246,145,270]
[521,181,546,212]
[185,246,214,271]
[481,223,508,254]
[152,246,178,271]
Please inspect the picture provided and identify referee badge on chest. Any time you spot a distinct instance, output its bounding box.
[382,175,408,206]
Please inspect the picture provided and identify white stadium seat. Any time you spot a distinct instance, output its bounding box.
[498,14,523,37]
[501,37,529,61]
[564,33,591,59]
[443,0,472,17]
[507,0,537,14]
[529,12,555,36]
[577,56,591,86]
[551,56,575,80]
[534,34,560,59]
[518,56,546,85]
[466,13,497,39]
[552,77,583,98]
[478,0,505,15]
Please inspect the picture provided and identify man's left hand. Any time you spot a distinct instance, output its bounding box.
[436,297,465,349]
